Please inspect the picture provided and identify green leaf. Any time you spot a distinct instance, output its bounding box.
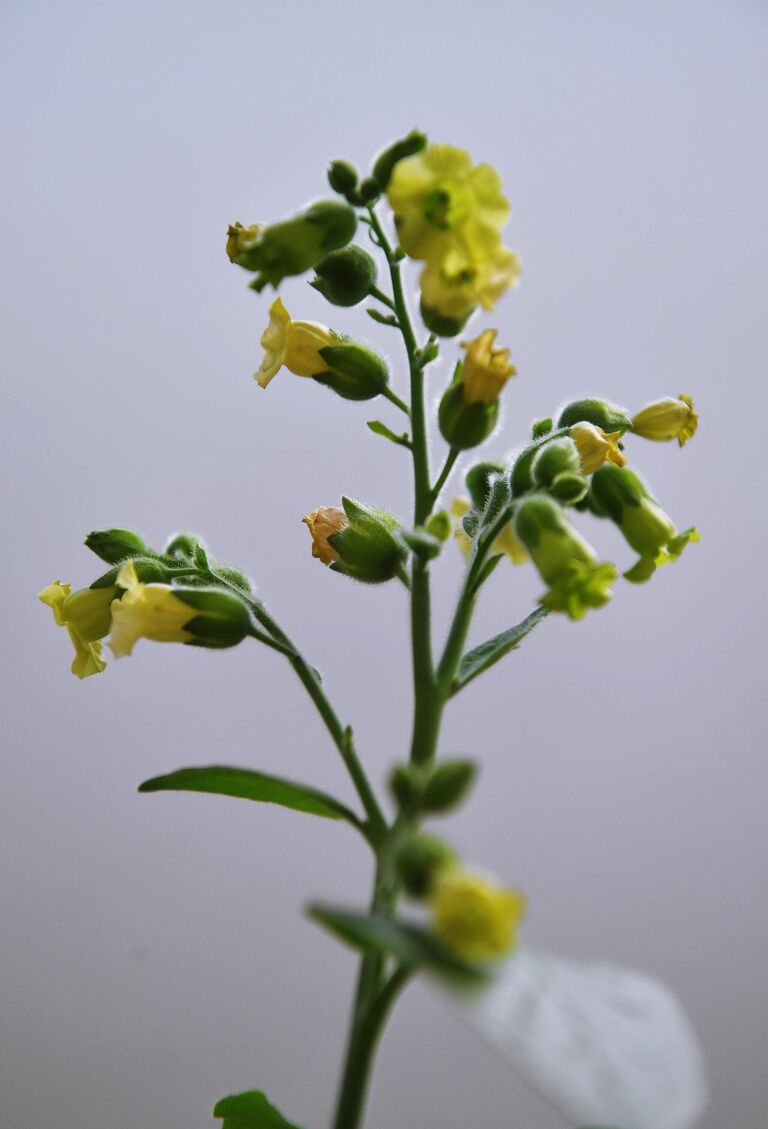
[451,607,550,696]
[213,1090,304,1129]
[308,905,488,982]
[138,765,362,828]
[366,307,399,327]
[366,419,412,448]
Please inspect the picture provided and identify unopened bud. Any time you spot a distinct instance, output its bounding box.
[314,342,389,401]
[84,527,150,565]
[557,398,632,435]
[631,394,697,446]
[372,129,427,190]
[393,833,455,899]
[310,245,377,307]
[327,159,358,197]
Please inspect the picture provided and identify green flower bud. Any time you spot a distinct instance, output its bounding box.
[465,461,505,510]
[514,494,617,619]
[371,129,428,190]
[556,398,632,434]
[393,833,455,899]
[420,297,472,339]
[400,527,442,561]
[589,465,698,583]
[548,472,589,505]
[310,245,377,307]
[313,342,389,401]
[305,498,407,584]
[531,417,553,439]
[531,438,580,487]
[84,527,151,564]
[164,533,200,559]
[90,555,180,589]
[439,381,498,451]
[359,177,382,204]
[389,763,425,812]
[327,159,358,197]
[230,200,357,291]
[422,760,477,814]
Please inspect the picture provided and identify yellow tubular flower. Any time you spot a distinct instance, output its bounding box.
[107,561,194,657]
[38,581,115,678]
[420,245,522,321]
[256,297,338,389]
[570,421,627,475]
[631,394,698,446]
[387,144,509,265]
[302,507,347,565]
[430,868,526,961]
[460,329,516,406]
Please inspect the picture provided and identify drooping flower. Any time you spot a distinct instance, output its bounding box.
[387,144,509,265]
[38,581,115,678]
[420,245,522,321]
[430,867,526,962]
[256,297,339,389]
[460,329,516,406]
[107,562,196,656]
[631,394,698,446]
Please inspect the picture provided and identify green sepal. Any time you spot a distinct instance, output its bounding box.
[426,511,452,541]
[548,471,589,505]
[315,343,389,400]
[89,556,179,589]
[510,426,570,496]
[310,244,377,307]
[213,1090,304,1129]
[465,461,505,510]
[327,497,406,584]
[439,381,499,450]
[451,607,550,695]
[420,298,472,339]
[308,905,487,982]
[422,760,477,814]
[371,129,427,189]
[138,765,363,829]
[400,527,442,561]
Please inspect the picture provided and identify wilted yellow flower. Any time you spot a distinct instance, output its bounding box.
[430,867,526,961]
[460,329,516,406]
[302,506,347,565]
[420,245,522,321]
[38,580,115,678]
[450,497,527,564]
[570,421,627,476]
[256,297,338,389]
[225,221,263,263]
[387,144,509,265]
[108,561,194,657]
[631,394,698,446]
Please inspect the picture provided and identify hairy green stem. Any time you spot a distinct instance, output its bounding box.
[430,447,460,508]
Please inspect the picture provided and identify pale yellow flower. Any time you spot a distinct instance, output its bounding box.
[302,507,347,565]
[256,297,338,389]
[420,245,522,321]
[570,421,627,476]
[38,580,115,678]
[108,561,194,657]
[631,394,698,446]
[460,329,516,406]
[430,867,526,961]
[387,144,509,265]
[225,221,263,263]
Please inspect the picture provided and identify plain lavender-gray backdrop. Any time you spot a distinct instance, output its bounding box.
[1,1,766,1127]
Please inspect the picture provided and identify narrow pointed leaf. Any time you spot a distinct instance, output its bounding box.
[213,1090,304,1129]
[451,607,550,696]
[308,905,487,982]
[366,419,412,448]
[138,765,361,827]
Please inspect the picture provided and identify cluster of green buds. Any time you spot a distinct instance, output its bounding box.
[451,392,699,619]
[38,528,256,678]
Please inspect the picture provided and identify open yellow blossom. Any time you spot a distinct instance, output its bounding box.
[387,144,509,265]
[460,329,516,406]
[302,507,347,565]
[430,867,526,961]
[256,297,338,389]
[631,394,698,446]
[420,245,522,321]
[38,580,115,678]
[108,561,195,657]
[570,421,627,476]
[450,497,528,565]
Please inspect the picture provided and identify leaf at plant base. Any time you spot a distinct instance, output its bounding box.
[213,1089,304,1129]
[451,607,550,695]
[138,765,361,827]
[308,905,487,982]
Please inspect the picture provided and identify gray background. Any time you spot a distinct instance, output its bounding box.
[1,1,766,1126]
